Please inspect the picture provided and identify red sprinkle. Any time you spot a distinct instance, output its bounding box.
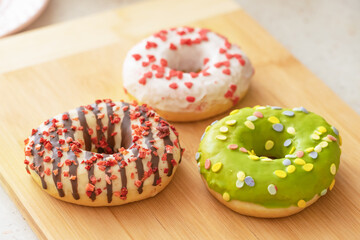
[219,48,226,54]
[132,54,141,61]
[138,77,147,85]
[184,82,193,89]
[160,58,168,67]
[222,69,231,75]
[57,182,63,189]
[186,96,195,102]
[145,41,158,49]
[169,83,178,89]
[203,58,209,65]
[190,72,198,78]
[169,43,177,50]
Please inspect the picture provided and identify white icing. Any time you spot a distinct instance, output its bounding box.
[123,27,254,113]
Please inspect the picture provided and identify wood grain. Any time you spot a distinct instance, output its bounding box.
[0,0,359,239]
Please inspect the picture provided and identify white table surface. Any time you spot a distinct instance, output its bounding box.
[1,0,359,239]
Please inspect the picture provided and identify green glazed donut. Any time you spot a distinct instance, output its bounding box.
[196,106,341,218]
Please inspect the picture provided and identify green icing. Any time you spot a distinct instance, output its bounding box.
[197,106,341,208]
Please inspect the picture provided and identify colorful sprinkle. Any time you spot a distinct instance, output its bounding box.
[225,119,237,126]
[314,145,322,153]
[331,126,339,135]
[247,115,258,122]
[212,162,222,172]
[239,147,248,153]
[285,154,296,159]
[205,159,211,170]
[296,151,304,158]
[311,134,320,140]
[329,179,335,190]
[330,163,336,175]
[327,135,337,142]
[282,111,295,117]
[293,107,309,114]
[286,165,296,173]
[228,144,238,150]
[303,163,314,172]
[320,189,327,196]
[289,146,295,154]
[284,139,292,147]
[220,126,229,133]
[253,111,263,118]
[274,170,287,178]
[265,140,274,150]
[211,120,218,125]
[271,106,282,110]
[294,158,306,165]
[249,155,260,161]
[237,171,246,181]
[267,184,277,195]
[216,135,227,141]
[317,126,327,133]
[261,158,273,162]
[268,116,280,124]
[320,141,328,148]
[200,132,205,141]
[305,147,314,153]
[244,120,255,130]
[223,192,230,201]
[244,176,255,187]
[287,127,296,134]
[282,159,291,166]
[309,151,318,159]
[205,126,211,132]
[230,109,239,115]
[236,180,244,188]
[272,123,284,132]
[297,200,306,208]
[195,152,201,161]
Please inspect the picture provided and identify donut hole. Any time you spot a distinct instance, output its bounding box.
[165,47,205,73]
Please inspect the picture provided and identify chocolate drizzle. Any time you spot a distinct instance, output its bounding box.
[90,103,105,153]
[105,165,112,203]
[120,103,132,149]
[157,123,174,176]
[106,103,115,152]
[85,151,96,201]
[77,107,92,151]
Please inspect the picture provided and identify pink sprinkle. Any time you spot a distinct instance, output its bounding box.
[296,151,304,158]
[228,144,238,150]
[205,159,211,170]
[253,111,263,118]
[239,147,248,153]
[327,135,337,141]
[132,54,141,61]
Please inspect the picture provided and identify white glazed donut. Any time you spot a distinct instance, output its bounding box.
[24,99,183,206]
[123,27,254,122]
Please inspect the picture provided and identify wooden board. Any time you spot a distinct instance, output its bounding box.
[0,0,359,239]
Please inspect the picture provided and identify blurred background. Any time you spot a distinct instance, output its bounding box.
[0,0,359,239]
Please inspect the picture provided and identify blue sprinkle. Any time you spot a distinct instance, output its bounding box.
[282,111,295,117]
[211,120,218,126]
[309,151,318,159]
[282,159,291,166]
[195,152,201,161]
[200,132,205,141]
[271,106,282,110]
[247,115,258,122]
[244,176,255,187]
[331,126,339,136]
[284,139,292,147]
[285,154,296,158]
[300,107,309,114]
[272,123,284,132]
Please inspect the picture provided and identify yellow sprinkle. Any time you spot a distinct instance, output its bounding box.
[305,147,314,153]
[265,140,274,150]
[289,146,296,154]
[320,141,328,148]
[212,162,222,173]
[311,134,320,140]
[205,126,211,132]
[294,158,306,165]
[314,130,322,135]
[286,165,296,173]
[297,200,306,208]
[244,120,255,130]
[247,150,254,155]
[223,192,230,202]
[251,150,256,155]
[317,126,327,133]
[216,135,227,141]
[268,116,280,124]
[274,170,287,178]
[237,171,246,181]
[253,105,261,109]
[287,127,295,134]
[225,119,237,126]
[330,163,336,175]
[329,179,335,191]
[230,109,239,115]
[261,158,273,162]
[303,163,314,172]
[249,155,260,161]
[322,136,332,142]
[339,135,342,146]
[220,126,229,133]
[314,145,322,153]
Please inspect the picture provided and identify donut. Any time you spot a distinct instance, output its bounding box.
[24,99,183,206]
[196,106,341,217]
[122,26,254,122]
